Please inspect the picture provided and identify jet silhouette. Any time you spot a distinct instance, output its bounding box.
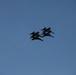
[30,31,43,41]
[41,27,54,38]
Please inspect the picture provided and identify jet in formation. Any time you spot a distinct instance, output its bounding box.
[30,27,54,41]
[41,27,54,38]
[30,31,43,41]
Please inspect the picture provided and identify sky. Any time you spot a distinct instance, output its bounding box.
[0,0,76,75]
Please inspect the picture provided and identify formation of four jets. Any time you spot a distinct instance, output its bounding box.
[30,27,54,41]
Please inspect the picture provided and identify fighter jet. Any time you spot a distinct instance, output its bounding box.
[30,31,43,41]
[41,27,54,34]
[41,27,54,38]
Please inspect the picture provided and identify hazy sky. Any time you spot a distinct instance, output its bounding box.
[0,0,76,75]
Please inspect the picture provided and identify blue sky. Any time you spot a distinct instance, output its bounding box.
[0,0,76,75]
